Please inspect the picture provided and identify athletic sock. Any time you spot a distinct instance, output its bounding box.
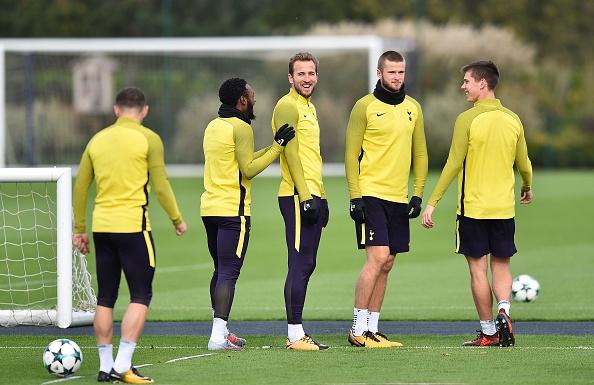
[210,317,227,343]
[112,340,136,374]
[352,307,368,336]
[288,323,305,342]
[97,344,113,373]
[497,300,511,316]
[367,311,380,334]
[480,320,497,336]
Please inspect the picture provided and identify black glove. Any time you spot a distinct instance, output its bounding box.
[274,123,295,146]
[407,196,422,218]
[300,198,319,225]
[349,198,365,223]
[321,201,329,228]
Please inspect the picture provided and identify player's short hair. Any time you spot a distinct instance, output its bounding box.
[377,51,405,70]
[115,87,146,109]
[461,60,500,90]
[288,52,319,75]
[219,78,248,106]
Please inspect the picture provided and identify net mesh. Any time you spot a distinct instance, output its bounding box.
[0,181,95,326]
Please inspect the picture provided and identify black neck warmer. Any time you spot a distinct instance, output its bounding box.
[218,103,251,124]
[373,80,406,105]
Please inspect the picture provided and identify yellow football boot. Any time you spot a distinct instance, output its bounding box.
[374,332,403,347]
[109,368,154,384]
[285,335,329,351]
[348,330,392,348]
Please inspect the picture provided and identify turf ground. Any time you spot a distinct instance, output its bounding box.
[140,170,594,321]
[2,171,593,321]
[3,335,594,385]
[1,170,593,384]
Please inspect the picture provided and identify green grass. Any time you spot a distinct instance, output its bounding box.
[143,170,594,321]
[3,335,593,385]
[2,171,594,321]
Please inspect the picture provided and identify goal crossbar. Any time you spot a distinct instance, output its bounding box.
[0,35,413,167]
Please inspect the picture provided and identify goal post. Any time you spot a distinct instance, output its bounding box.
[0,167,95,328]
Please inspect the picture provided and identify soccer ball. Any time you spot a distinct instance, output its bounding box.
[511,274,540,302]
[43,339,83,377]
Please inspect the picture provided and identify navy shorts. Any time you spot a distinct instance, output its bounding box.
[355,196,409,255]
[93,232,156,308]
[456,215,517,258]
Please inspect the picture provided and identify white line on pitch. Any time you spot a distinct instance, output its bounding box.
[40,376,84,385]
[6,345,593,351]
[134,363,153,368]
[166,353,216,363]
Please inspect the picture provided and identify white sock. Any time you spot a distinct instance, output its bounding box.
[112,340,136,374]
[212,308,230,336]
[210,317,227,343]
[368,311,380,333]
[352,308,368,336]
[97,344,113,373]
[288,323,305,342]
[480,320,497,336]
[497,300,511,316]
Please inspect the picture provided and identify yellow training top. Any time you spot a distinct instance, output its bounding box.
[427,98,533,219]
[73,116,183,233]
[201,116,282,216]
[345,93,428,203]
[271,88,325,201]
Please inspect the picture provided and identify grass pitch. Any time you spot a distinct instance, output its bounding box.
[2,170,594,384]
[2,171,593,321]
[141,170,594,321]
[3,334,593,385]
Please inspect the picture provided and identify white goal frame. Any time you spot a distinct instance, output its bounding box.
[0,167,93,328]
[0,35,413,167]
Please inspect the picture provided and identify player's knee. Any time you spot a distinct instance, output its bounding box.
[381,258,395,273]
[299,258,316,276]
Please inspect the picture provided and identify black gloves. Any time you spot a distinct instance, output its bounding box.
[321,201,329,228]
[300,198,319,224]
[274,123,295,146]
[407,196,422,218]
[349,198,365,223]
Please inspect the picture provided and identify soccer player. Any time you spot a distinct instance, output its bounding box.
[73,87,187,384]
[345,51,428,348]
[421,60,533,347]
[202,78,295,351]
[272,52,330,351]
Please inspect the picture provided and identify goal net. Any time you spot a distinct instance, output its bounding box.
[0,168,95,328]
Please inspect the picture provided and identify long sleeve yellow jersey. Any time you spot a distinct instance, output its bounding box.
[345,93,428,203]
[428,98,533,219]
[73,116,182,233]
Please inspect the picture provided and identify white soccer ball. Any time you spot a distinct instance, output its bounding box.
[43,338,83,377]
[512,274,540,302]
